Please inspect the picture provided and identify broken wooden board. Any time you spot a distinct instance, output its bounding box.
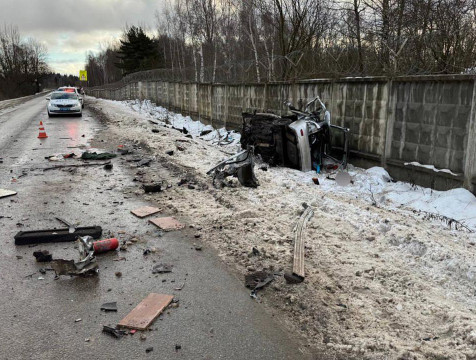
[149,217,184,231]
[118,293,174,330]
[0,189,17,199]
[292,204,314,279]
[131,206,162,218]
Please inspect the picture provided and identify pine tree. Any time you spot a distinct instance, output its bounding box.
[116,26,162,75]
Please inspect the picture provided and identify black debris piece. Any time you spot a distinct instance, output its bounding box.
[252,247,260,256]
[151,128,160,133]
[245,271,274,290]
[175,344,182,351]
[284,272,304,284]
[101,302,118,312]
[200,130,213,136]
[152,264,173,274]
[33,250,52,262]
[15,226,102,245]
[81,152,116,160]
[104,163,113,170]
[142,183,162,193]
[143,249,151,256]
[165,150,174,156]
[145,347,154,353]
[102,325,126,338]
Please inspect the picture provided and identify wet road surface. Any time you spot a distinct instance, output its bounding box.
[0,96,314,359]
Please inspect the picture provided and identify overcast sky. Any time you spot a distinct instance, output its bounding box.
[0,0,164,75]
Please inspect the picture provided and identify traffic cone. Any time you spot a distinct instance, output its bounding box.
[38,121,48,139]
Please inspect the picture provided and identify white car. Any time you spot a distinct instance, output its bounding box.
[46,91,82,117]
[57,86,84,108]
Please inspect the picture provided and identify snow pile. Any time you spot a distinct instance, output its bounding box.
[124,99,241,150]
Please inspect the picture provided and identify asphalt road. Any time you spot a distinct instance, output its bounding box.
[0,96,315,360]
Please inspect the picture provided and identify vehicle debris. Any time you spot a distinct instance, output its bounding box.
[142,182,163,193]
[42,161,112,171]
[152,264,173,274]
[131,206,161,218]
[55,217,76,234]
[101,302,118,312]
[81,151,116,160]
[289,203,314,282]
[50,236,99,277]
[0,189,17,199]
[245,271,275,298]
[241,96,349,172]
[149,217,184,231]
[103,325,126,339]
[137,158,152,167]
[117,293,174,330]
[145,347,154,353]
[33,250,52,262]
[206,146,259,188]
[14,226,102,245]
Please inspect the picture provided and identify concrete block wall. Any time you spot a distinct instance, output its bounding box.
[89,75,476,193]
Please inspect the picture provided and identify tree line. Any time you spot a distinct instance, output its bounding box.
[0,25,79,100]
[85,0,476,86]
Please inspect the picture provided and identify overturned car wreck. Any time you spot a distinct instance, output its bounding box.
[241,96,350,172]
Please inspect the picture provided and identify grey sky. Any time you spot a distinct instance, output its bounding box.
[0,0,165,75]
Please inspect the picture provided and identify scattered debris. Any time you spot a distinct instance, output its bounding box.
[152,264,173,274]
[312,177,320,185]
[145,347,153,353]
[291,203,314,281]
[194,245,202,251]
[101,302,118,312]
[102,325,126,339]
[131,206,162,218]
[245,271,274,290]
[115,271,122,277]
[33,250,52,262]
[75,318,82,322]
[207,147,259,188]
[165,150,174,156]
[117,293,174,330]
[81,151,116,160]
[142,183,163,193]
[14,226,102,245]
[104,163,113,170]
[175,344,182,351]
[0,189,17,199]
[149,217,184,231]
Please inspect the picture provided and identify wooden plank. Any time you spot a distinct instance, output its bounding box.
[0,189,17,199]
[118,293,174,330]
[292,205,314,279]
[149,217,184,231]
[131,206,162,218]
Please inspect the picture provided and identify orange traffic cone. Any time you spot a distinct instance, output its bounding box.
[38,121,48,139]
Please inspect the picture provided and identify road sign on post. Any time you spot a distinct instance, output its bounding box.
[79,70,87,81]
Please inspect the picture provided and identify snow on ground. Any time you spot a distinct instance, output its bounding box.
[88,96,476,359]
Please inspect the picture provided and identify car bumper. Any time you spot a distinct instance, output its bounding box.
[49,109,81,114]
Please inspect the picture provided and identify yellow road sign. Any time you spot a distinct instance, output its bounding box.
[79,70,87,81]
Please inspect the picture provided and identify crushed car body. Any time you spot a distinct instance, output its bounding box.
[241,96,350,172]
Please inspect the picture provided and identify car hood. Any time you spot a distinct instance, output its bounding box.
[50,99,79,106]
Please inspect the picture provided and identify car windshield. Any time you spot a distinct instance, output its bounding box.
[51,93,77,100]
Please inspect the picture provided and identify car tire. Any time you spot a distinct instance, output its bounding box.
[47,111,52,118]
[78,112,82,117]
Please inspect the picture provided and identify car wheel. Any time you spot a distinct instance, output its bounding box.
[47,111,52,118]
[78,112,82,117]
